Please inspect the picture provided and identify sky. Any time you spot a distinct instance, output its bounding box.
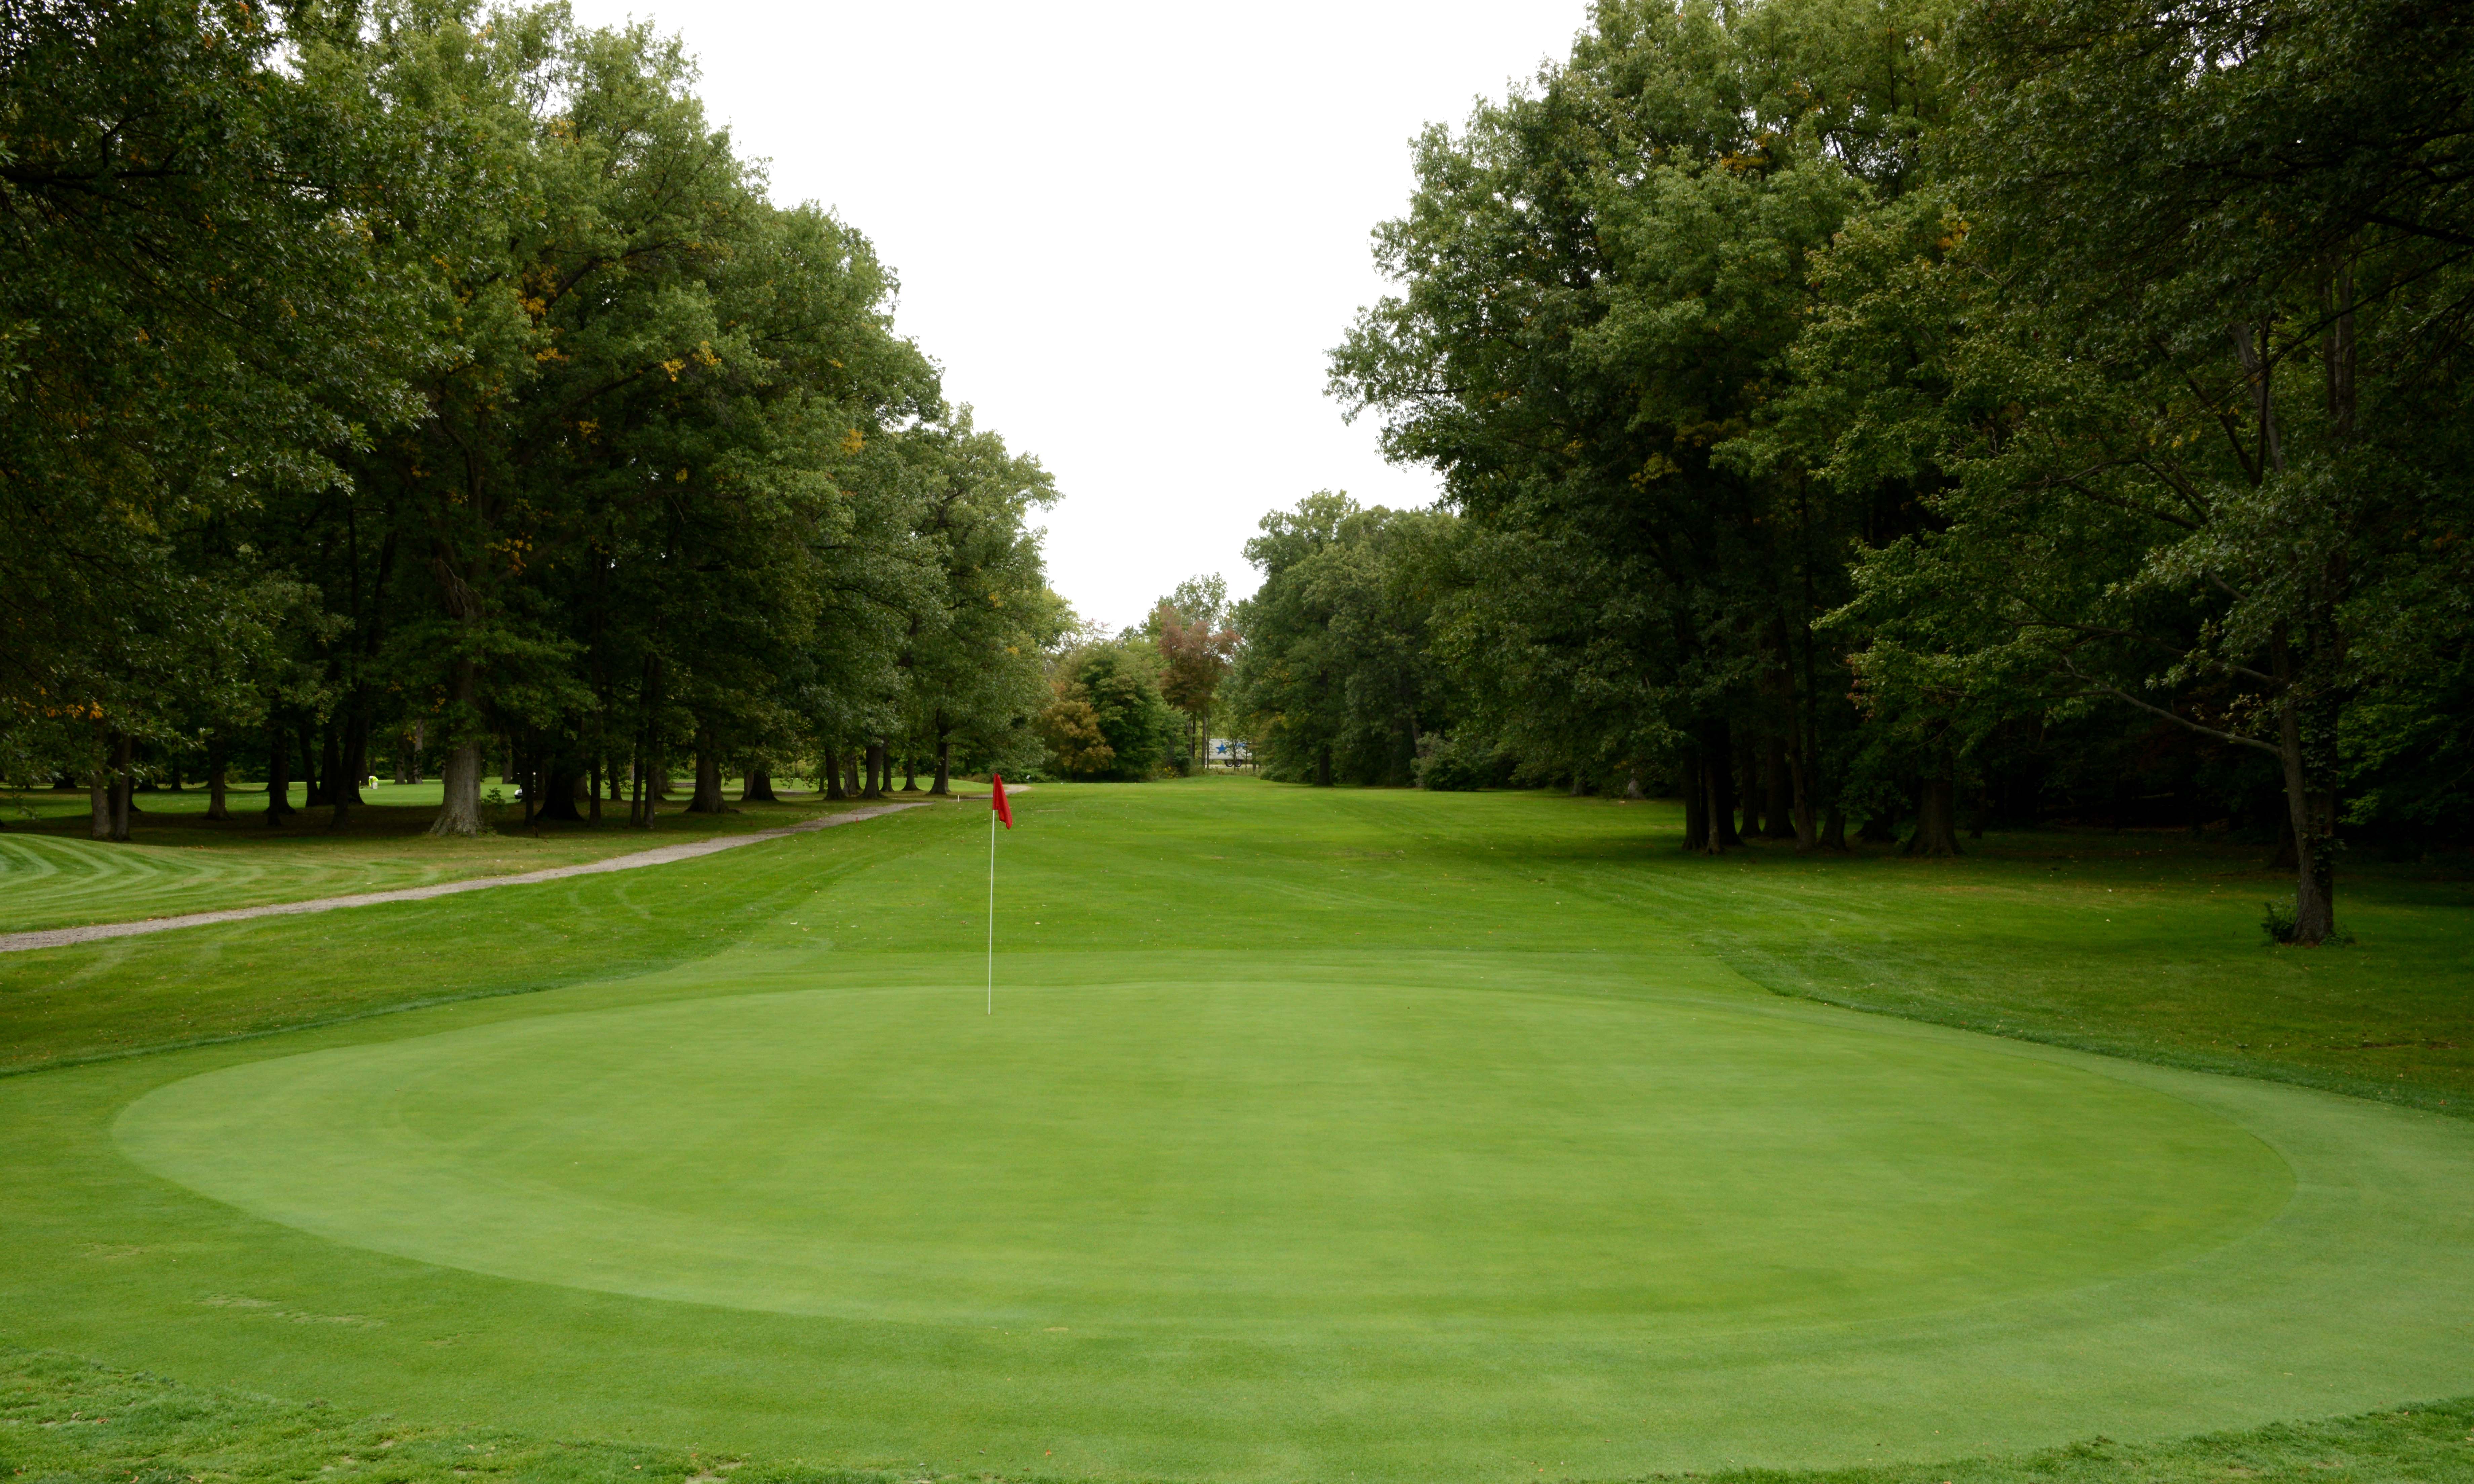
[560,0,1593,630]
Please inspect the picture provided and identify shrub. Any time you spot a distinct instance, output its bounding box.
[2262,900,2354,946]
[1416,731,1509,792]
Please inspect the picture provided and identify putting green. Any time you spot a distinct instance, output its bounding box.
[115,981,2288,1334]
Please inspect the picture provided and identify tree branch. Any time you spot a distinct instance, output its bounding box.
[2063,661,2280,756]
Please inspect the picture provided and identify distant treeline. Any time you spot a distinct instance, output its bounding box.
[1227,0,2472,944]
[3,0,1064,834]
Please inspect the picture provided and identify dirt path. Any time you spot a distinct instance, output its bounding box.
[0,799,937,955]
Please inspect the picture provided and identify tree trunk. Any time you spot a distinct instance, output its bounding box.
[823,746,847,801]
[1734,729,1759,839]
[1315,744,1333,788]
[932,732,952,796]
[428,658,484,837]
[340,711,369,807]
[626,740,641,827]
[300,723,323,808]
[265,719,295,825]
[1712,721,1742,847]
[540,759,585,822]
[1905,770,1964,857]
[2273,645,2337,944]
[518,746,534,829]
[1701,750,1730,855]
[108,731,133,841]
[430,742,483,836]
[1782,628,1817,850]
[1788,743,1816,852]
[862,742,885,799]
[900,749,920,792]
[687,729,727,813]
[1763,736,1796,839]
[742,764,779,803]
[1681,747,1708,851]
[642,678,671,802]
[317,719,343,813]
[1751,738,1771,836]
[89,727,111,841]
[206,738,229,821]
[629,735,653,829]
[588,760,602,824]
[1820,800,1848,852]
[328,712,365,833]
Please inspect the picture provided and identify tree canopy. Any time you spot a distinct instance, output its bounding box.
[1261,0,2474,942]
[3,0,1064,831]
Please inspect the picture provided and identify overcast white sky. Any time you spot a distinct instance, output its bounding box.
[562,0,1591,630]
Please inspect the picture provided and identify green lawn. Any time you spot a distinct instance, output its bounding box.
[13,1349,2472,1484]
[3,778,2472,1483]
[0,779,874,934]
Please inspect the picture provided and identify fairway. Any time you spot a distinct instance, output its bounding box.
[7,780,2474,1482]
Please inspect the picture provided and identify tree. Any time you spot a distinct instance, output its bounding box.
[895,411,1062,793]
[1227,494,1455,786]
[1150,578,1239,770]
[1041,641,1174,781]
[1329,0,1949,839]
[0,0,423,837]
[1811,0,2474,935]
[2,0,1062,842]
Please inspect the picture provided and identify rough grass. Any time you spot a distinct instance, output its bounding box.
[0,1347,886,1484]
[0,780,875,934]
[1645,821,2474,1114]
[0,796,953,1075]
[6,1349,2471,1484]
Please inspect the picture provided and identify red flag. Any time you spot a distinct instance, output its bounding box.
[991,773,1013,829]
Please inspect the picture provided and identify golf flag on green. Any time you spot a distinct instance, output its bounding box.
[987,774,1010,1013]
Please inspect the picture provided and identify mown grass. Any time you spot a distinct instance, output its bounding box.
[4,778,2473,1482]
[1566,810,2474,1115]
[7,1349,2472,1484]
[0,795,959,1073]
[26,779,2461,1115]
[0,779,881,934]
[0,1348,883,1484]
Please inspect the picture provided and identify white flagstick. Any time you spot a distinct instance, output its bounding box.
[986,801,996,1015]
